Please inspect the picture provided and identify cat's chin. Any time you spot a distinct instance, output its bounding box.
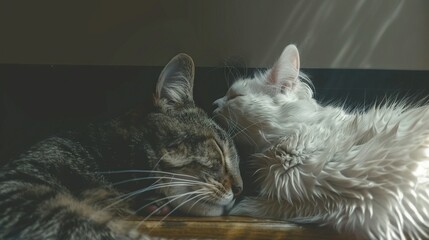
[174,199,235,216]
[161,185,236,216]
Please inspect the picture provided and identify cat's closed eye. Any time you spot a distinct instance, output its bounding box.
[167,135,188,148]
[227,92,244,100]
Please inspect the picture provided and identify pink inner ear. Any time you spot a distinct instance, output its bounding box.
[267,68,278,85]
[267,44,300,90]
[266,62,298,90]
[292,57,299,70]
[267,67,294,93]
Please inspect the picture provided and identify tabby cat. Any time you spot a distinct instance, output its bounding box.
[214,44,429,239]
[0,53,242,239]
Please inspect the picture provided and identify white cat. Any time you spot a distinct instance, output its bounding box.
[213,44,429,240]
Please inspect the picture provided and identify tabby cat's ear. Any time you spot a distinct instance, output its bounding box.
[155,53,195,109]
[267,44,300,90]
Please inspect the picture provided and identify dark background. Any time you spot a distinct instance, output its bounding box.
[1,65,429,165]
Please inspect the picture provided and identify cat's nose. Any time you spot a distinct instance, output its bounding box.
[232,185,243,198]
[212,98,223,108]
[212,99,222,113]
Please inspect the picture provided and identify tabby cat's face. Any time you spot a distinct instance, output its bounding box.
[142,54,242,216]
[144,109,242,216]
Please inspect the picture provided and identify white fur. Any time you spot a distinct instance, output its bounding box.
[213,44,429,239]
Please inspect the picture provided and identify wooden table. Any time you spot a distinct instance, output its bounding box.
[125,216,359,240]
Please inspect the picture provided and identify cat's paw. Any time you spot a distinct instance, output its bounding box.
[139,198,171,216]
[228,197,271,218]
[127,229,162,240]
[109,221,157,240]
[228,197,256,216]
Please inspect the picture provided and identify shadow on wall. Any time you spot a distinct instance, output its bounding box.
[110,1,427,69]
[261,1,408,68]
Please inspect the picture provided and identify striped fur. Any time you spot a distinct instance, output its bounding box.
[0,54,242,239]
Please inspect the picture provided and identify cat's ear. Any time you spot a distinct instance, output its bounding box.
[267,44,300,90]
[155,53,195,109]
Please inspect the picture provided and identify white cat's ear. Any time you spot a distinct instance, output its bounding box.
[267,44,300,90]
[155,53,195,108]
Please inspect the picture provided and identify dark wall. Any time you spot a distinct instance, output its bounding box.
[1,65,429,164]
[1,1,428,70]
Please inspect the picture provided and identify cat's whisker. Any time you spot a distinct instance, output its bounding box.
[101,181,209,213]
[111,176,212,187]
[97,170,199,180]
[230,123,254,139]
[132,189,208,217]
[110,176,164,187]
[124,181,206,197]
[133,194,180,215]
[224,107,259,139]
[151,152,168,171]
[102,176,205,206]
[189,193,218,217]
[159,191,211,222]
[124,178,212,198]
[186,195,212,215]
[216,113,240,137]
[226,118,242,136]
[222,59,243,88]
[216,111,244,137]
[229,119,263,146]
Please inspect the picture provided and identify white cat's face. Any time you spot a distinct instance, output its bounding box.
[213,44,317,150]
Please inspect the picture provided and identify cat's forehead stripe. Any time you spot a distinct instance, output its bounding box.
[212,139,225,166]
